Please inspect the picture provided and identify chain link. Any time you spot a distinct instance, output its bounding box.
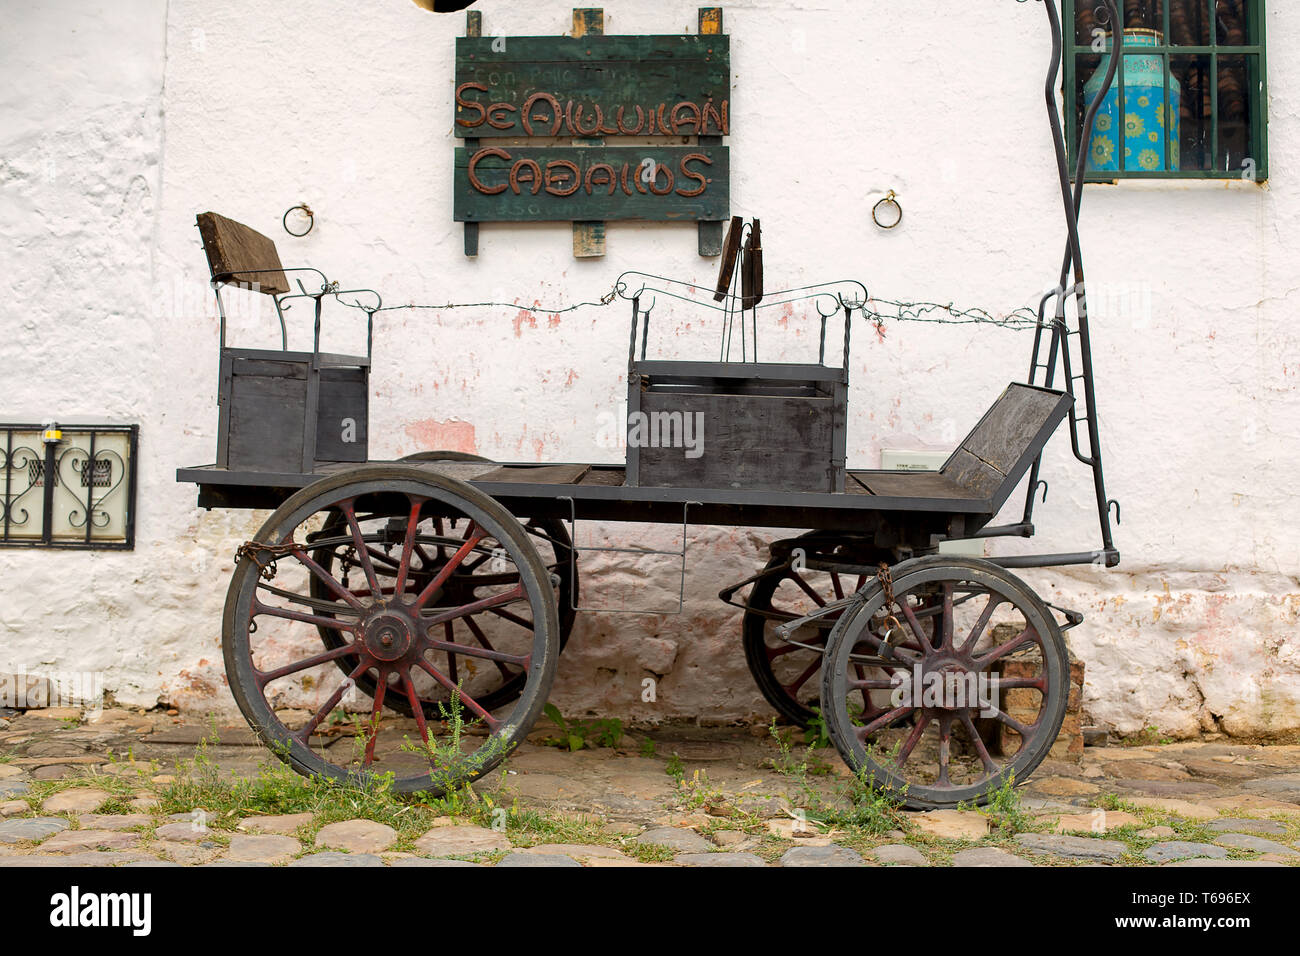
[876,561,906,658]
[233,540,299,580]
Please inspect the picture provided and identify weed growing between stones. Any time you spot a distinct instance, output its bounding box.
[539,704,624,752]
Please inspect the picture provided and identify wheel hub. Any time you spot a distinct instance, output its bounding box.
[361,608,417,661]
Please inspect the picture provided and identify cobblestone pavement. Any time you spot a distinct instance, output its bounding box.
[1,707,1298,867]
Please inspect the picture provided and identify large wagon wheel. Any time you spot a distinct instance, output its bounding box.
[309,451,576,717]
[223,465,560,794]
[741,535,890,727]
[820,556,1068,809]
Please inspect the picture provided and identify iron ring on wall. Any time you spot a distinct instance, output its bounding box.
[872,190,903,230]
[283,204,315,237]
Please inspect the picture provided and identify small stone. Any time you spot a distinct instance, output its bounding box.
[675,852,766,867]
[521,843,628,863]
[1014,833,1127,861]
[0,816,70,844]
[872,844,928,866]
[713,830,748,847]
[910,809,989,840]
[1047,811,1142,833]
[0,801,28,817]
[1212,833,1297,855]
[779,845,867,867]
[1138,826,1177,839]
[951,847,1033,867]
[1180,759,1260,781]
[1165,858,1286,868]
[37,829,141,853]
[1030,776,1101,796]
[1125,798,1218,820]
[226,834,301,864]
[412,824,510,857]
[637,826,713,854]
[41,788,112,814]
[152,840,225,865]
[1143,841,1229,863]
[288,852,385,867]
[127,795,159,811]
[237,813,314,835]
[1205,818,1287,836]
[496,852,581,867]
[389,857,481,867]
[32,766,73,781]
[0,765,27,780]
[1206,795,1300,816]
[154,821,211,843]
[315,820,397,854]
[165,709,179,717]
[0,781,31,797]
[602,821,641,837]
[78,814,152,831]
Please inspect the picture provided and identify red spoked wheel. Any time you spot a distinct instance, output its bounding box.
[222,465,560,794]
[308,451,576,717]
[820,556,1068,809]
[741,535,891,727]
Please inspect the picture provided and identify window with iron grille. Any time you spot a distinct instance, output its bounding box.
[0,425,139,550]
[1064,1,1267,180]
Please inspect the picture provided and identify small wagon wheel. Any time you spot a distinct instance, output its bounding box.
[223,464,560,794]
[819,556,1068,809]
[308,451,576,717]
[741,535,891,727]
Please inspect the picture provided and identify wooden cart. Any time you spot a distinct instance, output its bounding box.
[178,0,1122,808]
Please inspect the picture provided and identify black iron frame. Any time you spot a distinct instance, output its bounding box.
[2,423,139,550]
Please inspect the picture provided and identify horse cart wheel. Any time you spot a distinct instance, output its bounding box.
[820,556,1068,809]
[223,464,560,794]
[308,451,576,718]
[741,535,889,728]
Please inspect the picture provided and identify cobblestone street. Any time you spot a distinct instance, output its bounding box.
[1,707,1297,867]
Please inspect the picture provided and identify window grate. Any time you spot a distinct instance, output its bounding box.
[1,424,138,550]
[1063,0,1267,181]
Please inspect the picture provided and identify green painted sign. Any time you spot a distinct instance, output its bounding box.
[452,29,731,235]
[454,146,729,222]
[454,35,730,139]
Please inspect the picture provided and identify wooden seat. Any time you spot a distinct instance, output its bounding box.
[852,383,1072,510]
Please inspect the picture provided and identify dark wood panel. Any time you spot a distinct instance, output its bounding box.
[454,35,730,139]
[633,390,839,493]
[196,211,289,295]
[314,367,369,463]
[942,449,1004,499]
[226,372,307,472]
[960,383,1068,474]
[475,463,592,484]
[455,146,728,222]
[853,470,979,501]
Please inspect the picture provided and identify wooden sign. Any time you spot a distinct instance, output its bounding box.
[454,8,731,258]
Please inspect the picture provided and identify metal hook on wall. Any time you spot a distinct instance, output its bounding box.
[872,190,903,230]
[283,204,315,237]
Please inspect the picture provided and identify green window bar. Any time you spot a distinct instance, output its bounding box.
[1063,0,1267,181]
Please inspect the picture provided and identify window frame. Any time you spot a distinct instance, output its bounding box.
[1063,0,1268,181]
[0,423,139,551]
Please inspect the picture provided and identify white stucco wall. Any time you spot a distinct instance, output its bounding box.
[1,0,1297,738]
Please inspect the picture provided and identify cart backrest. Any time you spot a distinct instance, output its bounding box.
[942,383,1072,505]
[196,211,290,296]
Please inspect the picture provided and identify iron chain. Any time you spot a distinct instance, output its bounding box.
[233,540,299,580]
